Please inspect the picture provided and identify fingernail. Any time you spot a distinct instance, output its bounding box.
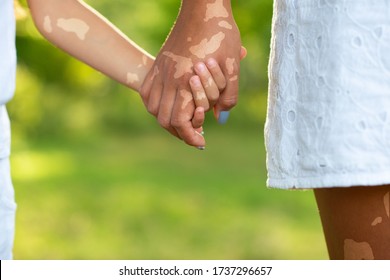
[197,146,206,150]
[218,111,230,124]
[201,130,205,136]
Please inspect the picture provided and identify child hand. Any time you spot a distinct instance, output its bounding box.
[189,46,247,118]
[189,58,227,112]
[145,58,228,150]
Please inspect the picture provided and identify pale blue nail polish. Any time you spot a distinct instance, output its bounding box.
[218,111,230,124]
[197,146,206,150]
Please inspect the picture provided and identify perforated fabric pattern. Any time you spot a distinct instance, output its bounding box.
[266,0,390,189]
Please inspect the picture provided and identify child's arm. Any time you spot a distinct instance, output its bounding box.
[26,0,226,148]
[27,0,152,92]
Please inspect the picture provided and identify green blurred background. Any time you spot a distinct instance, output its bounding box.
[9,0,327,259]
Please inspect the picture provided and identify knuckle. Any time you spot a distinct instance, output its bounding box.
[170,117,184,129]
[157,116,170,129]
[147,104,158,116]
[208,93,219,103]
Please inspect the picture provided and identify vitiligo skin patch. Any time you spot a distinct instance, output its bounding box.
[226,57,235,75]
[150,66,159,81]
[43,16,52,33]
[218,20,233,30]
[206,77,213,88]
[163,52,193,79]
[189,32,226,59]
[57,18,90,40]
[204,0,229,22]
[384,192,390,218]
[229,75,238,82]
[371,216,383,226]
[343,239,374,260]
[195,91,207,101]
[138,56,148,68]
[180,89,193,109]
[126,72,139,84]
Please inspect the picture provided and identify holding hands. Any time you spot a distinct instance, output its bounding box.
[140,0,244,149]
[27,0,243,150]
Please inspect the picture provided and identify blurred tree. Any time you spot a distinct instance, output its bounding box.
[9,0,273,139]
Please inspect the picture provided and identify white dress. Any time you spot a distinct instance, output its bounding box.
[0,0,17,260]
[0,0,16,159]
[265,0,390,189]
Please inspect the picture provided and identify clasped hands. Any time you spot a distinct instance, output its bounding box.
[140,0,245,149]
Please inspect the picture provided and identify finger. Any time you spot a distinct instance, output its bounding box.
[139,65,158,104]
[139,75,153,107]
[191,106,205,129]
[171,89,206,149]
[214,57,240,124]
[146,79,163,117]
[189,75,210,111]
[206,58,227,91]
[194,62,220,109]
[157,84,181,139]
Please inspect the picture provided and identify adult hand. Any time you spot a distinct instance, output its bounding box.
[140,0,242,148]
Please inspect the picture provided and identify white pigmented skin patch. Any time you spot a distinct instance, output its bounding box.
[229,75,238,82]
[343,239,374,260]
[180,89,193,110]
[195,91,207,101]
[226,57,235,75]
[57,18,90,40]
[384,192,390,217]
[371,216,383,226]
[204,0,229,22]
[189,32,226,59]
[138,56,148,68]
[126,72,140,84]
[218,20,232,30]
[43,16,52,33]
[163,52,193,79]
[206,77,213,88]
[150,66,159,81]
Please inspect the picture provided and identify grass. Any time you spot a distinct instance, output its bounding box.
[11,125,328,259]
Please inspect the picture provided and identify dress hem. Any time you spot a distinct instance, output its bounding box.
[267,171,390,189]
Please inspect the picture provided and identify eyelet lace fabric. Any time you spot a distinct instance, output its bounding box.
[265,0,390,189]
